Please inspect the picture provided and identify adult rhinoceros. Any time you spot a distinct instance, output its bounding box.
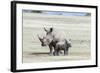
[38,27,71,56]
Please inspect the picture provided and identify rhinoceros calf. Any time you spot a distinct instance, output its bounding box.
[54,40,71,56]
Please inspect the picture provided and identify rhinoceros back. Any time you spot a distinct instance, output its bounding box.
[51,28,67,42]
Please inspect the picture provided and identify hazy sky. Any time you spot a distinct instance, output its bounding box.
[23,10,90,16]
[42,11,88,16]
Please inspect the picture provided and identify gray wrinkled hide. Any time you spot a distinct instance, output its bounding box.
[38,27,71,56]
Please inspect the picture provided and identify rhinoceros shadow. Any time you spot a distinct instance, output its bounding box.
[29,52,49,56]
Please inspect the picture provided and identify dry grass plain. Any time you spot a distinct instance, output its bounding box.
[22,12,91,63]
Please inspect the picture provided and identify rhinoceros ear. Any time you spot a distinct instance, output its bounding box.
[44,27,48,32]
[37,35,43,42]
[50,27,53,32]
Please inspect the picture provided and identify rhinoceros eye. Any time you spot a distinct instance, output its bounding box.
[43,37,45,39]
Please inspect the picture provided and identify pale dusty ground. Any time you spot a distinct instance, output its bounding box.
[22,12,91,63]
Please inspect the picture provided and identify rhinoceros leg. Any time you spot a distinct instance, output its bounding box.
[64,47,68,55]
[53,46,59,56]
[53,49,57,56]
[49,45,53,56]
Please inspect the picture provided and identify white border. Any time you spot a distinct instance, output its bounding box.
[16,4,96,70]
